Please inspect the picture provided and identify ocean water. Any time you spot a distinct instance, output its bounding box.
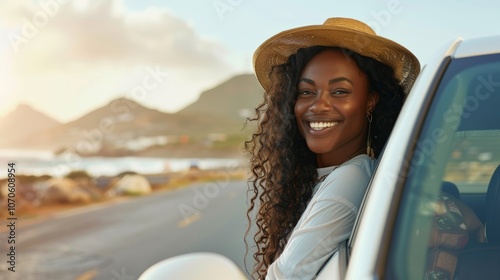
[0,149,244,178]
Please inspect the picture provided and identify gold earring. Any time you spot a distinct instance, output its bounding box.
[367,114,374,159]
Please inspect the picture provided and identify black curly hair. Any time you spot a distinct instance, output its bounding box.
[245,45,405,279]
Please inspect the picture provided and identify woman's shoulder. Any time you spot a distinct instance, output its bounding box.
[314,155,375,200]
[336,154,375,175]
[317,154,375,183]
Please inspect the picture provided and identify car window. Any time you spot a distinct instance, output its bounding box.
[386,53,500,280]
[444,130,500,193]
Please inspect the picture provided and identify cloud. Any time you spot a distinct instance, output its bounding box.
[2,0,232,72]
[0,0,237,122]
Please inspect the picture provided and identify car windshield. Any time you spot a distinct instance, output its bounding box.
[386,53,500,279]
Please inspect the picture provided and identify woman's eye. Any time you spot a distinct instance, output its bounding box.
[331,89,349,95]
[298,90,314,95]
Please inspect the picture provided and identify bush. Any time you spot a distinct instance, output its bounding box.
[65,170,92,180]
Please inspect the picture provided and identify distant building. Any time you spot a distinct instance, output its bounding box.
[116,135,169,151]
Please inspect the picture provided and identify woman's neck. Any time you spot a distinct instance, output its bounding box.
[316,146,365,168]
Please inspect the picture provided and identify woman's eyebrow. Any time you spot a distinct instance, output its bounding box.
[298,78,315,85]
[298,77,354,86]
[329,77,354,85]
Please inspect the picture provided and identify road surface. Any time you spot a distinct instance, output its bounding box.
[0,180,253,280]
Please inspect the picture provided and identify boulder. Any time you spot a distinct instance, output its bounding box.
[37,178,92,205]
[107,174,152,196]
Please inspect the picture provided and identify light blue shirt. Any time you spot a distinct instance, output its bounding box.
[266,154,375,280]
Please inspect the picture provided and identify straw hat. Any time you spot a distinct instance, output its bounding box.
[253,17,420,95]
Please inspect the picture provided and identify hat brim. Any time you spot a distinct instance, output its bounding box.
[253,24,420,95]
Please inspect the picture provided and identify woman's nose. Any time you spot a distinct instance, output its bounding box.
[309,92,331,113]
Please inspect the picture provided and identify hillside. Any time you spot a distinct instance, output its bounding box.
[2,98,239,149]
[0,104,61,147]
[64,97,173,131]
[177,73,264,120]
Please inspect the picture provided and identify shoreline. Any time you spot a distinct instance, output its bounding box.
[0,156,247,179]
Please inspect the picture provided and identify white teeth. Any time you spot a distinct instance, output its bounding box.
[309,122,338,131]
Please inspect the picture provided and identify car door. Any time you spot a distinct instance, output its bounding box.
[345,35,500,280]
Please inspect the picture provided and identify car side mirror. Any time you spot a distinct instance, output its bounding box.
[138,252,248,280]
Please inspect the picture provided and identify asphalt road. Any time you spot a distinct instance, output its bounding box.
[0,180,253,280]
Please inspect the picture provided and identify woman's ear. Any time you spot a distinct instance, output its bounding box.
[367,91,380,113]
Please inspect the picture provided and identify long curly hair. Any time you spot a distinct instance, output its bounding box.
[245,46,406,279]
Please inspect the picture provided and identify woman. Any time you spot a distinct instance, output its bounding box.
[245,18,420,279]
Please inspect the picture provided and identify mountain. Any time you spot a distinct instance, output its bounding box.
[60,97,177,137]
[177,73,264,120]
[0,104,61,146]
[0,97,233,149]
[0,73,265,156]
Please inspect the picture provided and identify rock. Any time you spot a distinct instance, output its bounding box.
[107,174,152,196]
[72,177,103,200]
[37,178,92,205]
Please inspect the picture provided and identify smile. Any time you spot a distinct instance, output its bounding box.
[309,121,339,131]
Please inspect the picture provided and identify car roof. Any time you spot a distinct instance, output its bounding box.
[454,34,500,58]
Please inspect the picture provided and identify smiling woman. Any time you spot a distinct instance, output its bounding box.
[245,17,420,279]
[294,49,378,167]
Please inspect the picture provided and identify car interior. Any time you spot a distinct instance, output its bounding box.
[430,57,500,280]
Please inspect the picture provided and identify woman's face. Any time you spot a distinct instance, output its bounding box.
[294,49,379,167]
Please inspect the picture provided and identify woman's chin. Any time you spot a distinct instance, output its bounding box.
[306,145,333,155]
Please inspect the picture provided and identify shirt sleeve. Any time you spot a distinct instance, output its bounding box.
[266,163,371,280]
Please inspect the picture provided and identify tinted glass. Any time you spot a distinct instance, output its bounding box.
[386,53,500,280]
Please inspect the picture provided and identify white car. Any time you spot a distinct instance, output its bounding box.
[139,34,500,280]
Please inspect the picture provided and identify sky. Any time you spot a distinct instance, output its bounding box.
[0,0,499,123]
